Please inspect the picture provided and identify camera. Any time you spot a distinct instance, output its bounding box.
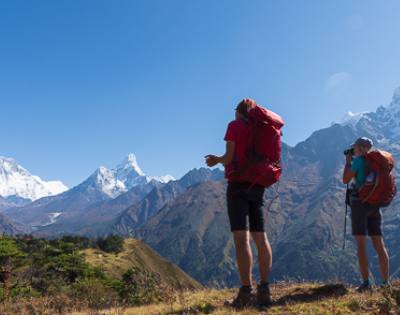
[343,148,354,156]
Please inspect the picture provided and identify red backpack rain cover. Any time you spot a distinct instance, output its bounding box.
[227,99,285,187]
[359,150,397,207]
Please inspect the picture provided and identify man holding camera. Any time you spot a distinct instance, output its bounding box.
[342,137,390,292]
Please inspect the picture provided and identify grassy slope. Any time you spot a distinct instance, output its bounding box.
[71,282,400,315]
[81,238,202,291]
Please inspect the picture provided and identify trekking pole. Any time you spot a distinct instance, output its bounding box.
[342,184,349,250]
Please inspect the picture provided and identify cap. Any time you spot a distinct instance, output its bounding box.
[352,137,373,149]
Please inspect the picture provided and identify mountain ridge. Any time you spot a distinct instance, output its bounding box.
[2,153,177,229]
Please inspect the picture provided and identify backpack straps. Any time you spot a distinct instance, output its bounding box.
[361,173,380,204]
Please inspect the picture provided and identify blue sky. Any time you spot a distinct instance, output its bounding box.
[1,0,400,187]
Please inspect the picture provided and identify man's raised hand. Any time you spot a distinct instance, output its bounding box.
[205,155,219,167]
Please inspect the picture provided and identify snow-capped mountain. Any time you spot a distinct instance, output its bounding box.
[0,156,68,201]
[339,86,400,140]
[114,154,149,190]
[116,153,175,185]
[340,111,368,126]
[4,153,175,228]
[89,153,175,198]
[348,86,400,147]
[86,166,127,198]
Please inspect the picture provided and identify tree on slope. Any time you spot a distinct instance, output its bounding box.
[0,236,24,306]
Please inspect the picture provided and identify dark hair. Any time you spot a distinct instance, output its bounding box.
[235,100,250,118]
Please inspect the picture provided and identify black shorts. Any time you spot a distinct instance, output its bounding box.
[226,182,266,232]
[351,200,382,236]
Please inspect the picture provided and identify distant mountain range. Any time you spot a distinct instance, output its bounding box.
[1,153,175,230]
[1,86,399,287]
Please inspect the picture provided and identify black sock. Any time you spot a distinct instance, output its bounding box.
[260,282,269,289]
[241,285,252,293]
[363,279,370,286]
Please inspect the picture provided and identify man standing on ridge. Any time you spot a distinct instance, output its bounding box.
[343,137,391,292]
[205,98,284,308]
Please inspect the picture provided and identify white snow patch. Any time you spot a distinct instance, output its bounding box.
[92,167,126,198]
[116,153,145,178]
[340,111,368,126]
[41,212,62,226]
[148,175,175,183]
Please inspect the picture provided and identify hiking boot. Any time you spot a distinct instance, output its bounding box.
[227,286,254,308]
[356,282,372,293]
[256,283,272,306]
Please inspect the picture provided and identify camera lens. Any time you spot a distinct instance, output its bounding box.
[343,148,354,155]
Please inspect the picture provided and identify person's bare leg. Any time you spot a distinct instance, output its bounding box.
[233,230,253,286]
[251,231,272,283]
[371,236,389,282]
[355,235,369,281]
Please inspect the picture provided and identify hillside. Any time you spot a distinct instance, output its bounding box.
[112,168,224,235]
[70,282,400,315]
[81,238,202,291]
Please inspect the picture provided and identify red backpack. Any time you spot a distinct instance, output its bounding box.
[227,99,285,187]
[359,150,397,207]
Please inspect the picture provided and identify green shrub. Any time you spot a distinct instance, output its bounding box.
[58,235,93,249]
[31,251,93,293]
[120,267,165,305]
[51,253,91,283]
[96,235,124,253]
[69,278,120,310]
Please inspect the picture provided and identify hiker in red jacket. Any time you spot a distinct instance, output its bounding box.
[205,99,284,308]
[343,137,391,291]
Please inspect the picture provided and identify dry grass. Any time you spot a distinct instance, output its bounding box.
[2,282,398,314]
[68,282,400,315]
